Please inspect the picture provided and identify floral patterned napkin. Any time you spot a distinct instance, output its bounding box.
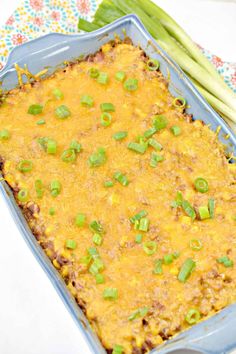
[0,0,235,92]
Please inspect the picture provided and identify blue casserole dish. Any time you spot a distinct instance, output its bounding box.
[0,14,236,354]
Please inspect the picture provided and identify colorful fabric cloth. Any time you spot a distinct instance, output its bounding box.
[0,0,235,92]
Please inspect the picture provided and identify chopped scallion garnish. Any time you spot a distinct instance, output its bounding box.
[103,288,118,300]
[194,177,209,193]
[65,239,77,250]
[80,94,94,107]
[17,160,33,173]
[97,72,109,84]
[28,104,43,115]
[178,258,196,282]
[113,171,129,186]
[100,102,115,112]
[55,105,71,119]
[124,78,138,91]
[185,309,200,325]
[113,131,128,141]
[143,241,157,255]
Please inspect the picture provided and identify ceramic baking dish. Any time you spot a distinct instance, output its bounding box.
[0,14,236,354]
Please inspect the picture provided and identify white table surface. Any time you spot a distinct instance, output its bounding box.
[0,1,235,354]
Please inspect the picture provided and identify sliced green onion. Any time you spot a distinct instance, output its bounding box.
[198,206,210,220]
[97,72,109,84]
[89,67,99,78]
[154,259,163,275]
[37,137,48,151]
[153,115,168,130]
[115,71,126,82]
[112,344,124,354]
[171,191,183,208]
[89,257,104,275]
[75,213,86,227]
[113,131,128,141]
[52,88,64,100]
[101,112,112,127]
[103,288,118,300]
[130,210,148,224]
[104,180,114,188]
[178,258,196,283]
[182,200,196,220]
[124,78,138,91]
[217,256,234,268]
[135,234,143,244]
[70,140,82,153]
[185,309,200,325]
[95,273,105,284]
[49,207,55,216]
[28,104,43,115]
[55,105,71,119]
[113,171,129,186]
[134,220,140,230]
[100,102,115,112]
[80,94,94,107]
[208,198,215,219]
[17,160,33,173]
[143,127,157,139]
[90,220,104,234]
[150,152,164,167]
[61,148,76,163]
[147,58,159,71]
[143,241,157,255]
[47,139,57,154]
[128,141,147,154]
[189,239,203,251]
[65,239,77,250]
[88,147,107,168]
[35,179,43,198]
[0,129,10,140]
[17,188,29,202]
[80,255,92,266]
[148,138,162,151]
[194,178,209,193]
[50,180,61,197]
[170,125,181,136]
[128,307,149,321]
[173,97,186,109]
[139,217,150,232]
[88,247,99,257]
[163,254,174,265]
[36,119,46,125]
[93,233,103,246]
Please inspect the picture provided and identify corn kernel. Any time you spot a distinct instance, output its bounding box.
[53,259,60,269]
[170,266,179,275]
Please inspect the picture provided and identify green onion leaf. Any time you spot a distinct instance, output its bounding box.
[135,234,143,244]
[173,97,186,109]
[0,129,10,140]
[182,200,196,220]
[113,171,129,186]
[198,206,210,220]
[95,273,105,284]
[139,217,150,232]
[170,125,181,136]
[104,180,114,188]
[47,139,57,154]
[36,119,46,125]
[178,258,196,282]
[115,71,126,82]
[61,148,76,163]
[49,207,55,216]
[185,309,200,325]
[112,344,124,354]
[89,67,100,78]
[28,104,43,115]
[75,213,86,227]
[17,188,29,202]
[50,180,61,197]
[153,115,168,130]
[97,72,109,84]
[52,88,64,100]
[101,112,112,127]
[55,105,71,119]
[143,241,157,255]
[124,78,138,91]
[194,177,209,193]
[189,239,203,251]
[208,198,215,218]
[17,160,33,173]
[147,58,159,71]
[103,288,118,300]
[217,256,234,267]
[128,307,149,321]
[65,239,77,250]
[113,131,128,141]
[130,210,148,224]
[93,233,103,246]
[143,127,157,139]
[80,94,94,107]
[128,141,147,154]
[148,138,162,151]
[163,254,174,265]
[100,102,115,112]
[153,259,163,275]
[150,152,164,167]
[89,220,104,234]
[70,140,82,153]
[88,147,107,168]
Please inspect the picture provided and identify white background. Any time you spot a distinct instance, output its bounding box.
[0,1,235,354]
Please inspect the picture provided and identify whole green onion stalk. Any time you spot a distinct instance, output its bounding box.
[78,0,236,125]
